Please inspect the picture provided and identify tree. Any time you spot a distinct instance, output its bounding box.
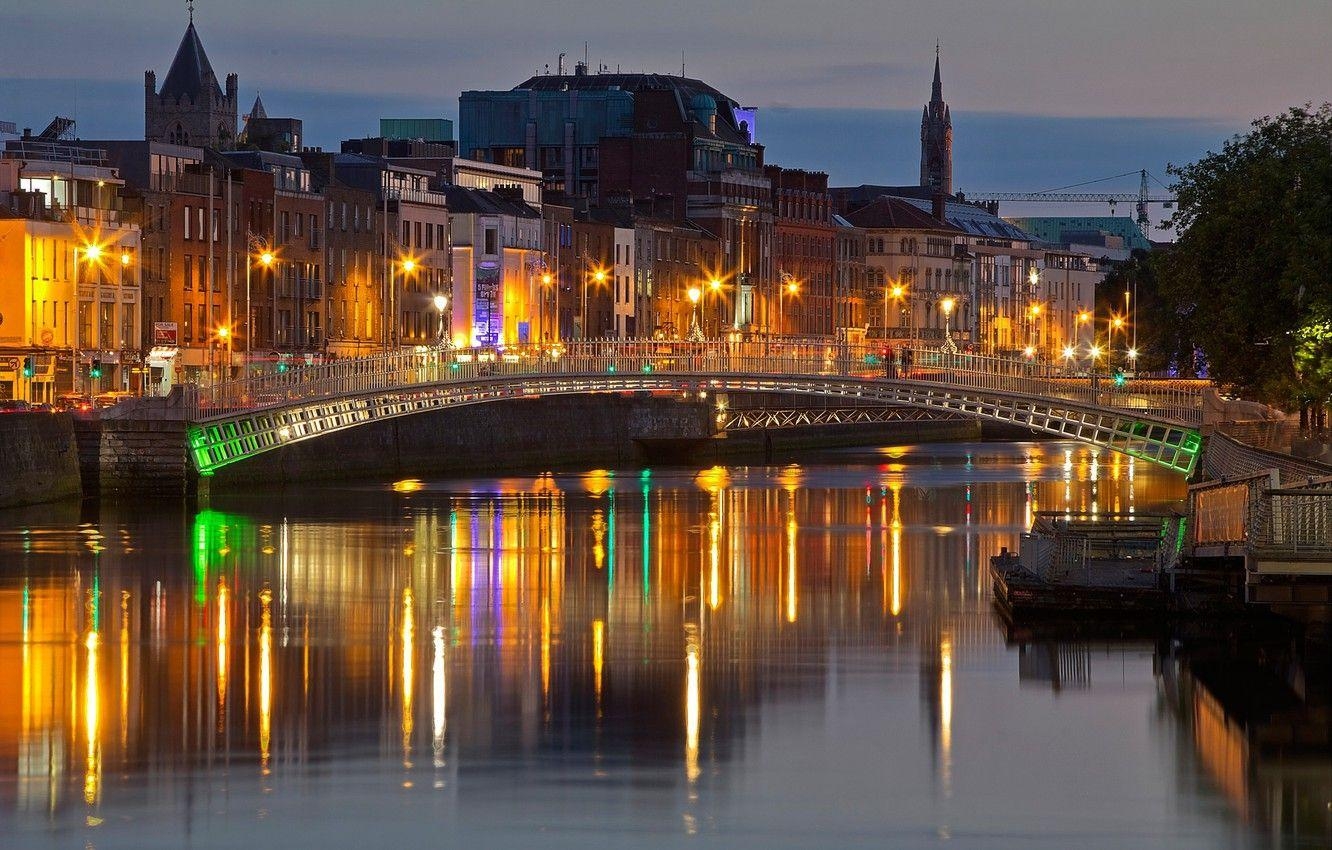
[1097,248,1193,375]
[1158,104,1332,420]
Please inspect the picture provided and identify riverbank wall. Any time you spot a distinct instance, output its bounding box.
[704,419,981,461]
[0,413,82,508]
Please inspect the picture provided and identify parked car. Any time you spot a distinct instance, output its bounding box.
[0,399,32,413]
[54,393,92,413]
[93,391,133,410]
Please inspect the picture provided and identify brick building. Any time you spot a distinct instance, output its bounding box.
[462,69,770,336]
[767,166,834,337]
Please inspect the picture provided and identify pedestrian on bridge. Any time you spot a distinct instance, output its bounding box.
[884,344,896,379]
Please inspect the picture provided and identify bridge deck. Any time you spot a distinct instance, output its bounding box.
[184,342,1206,476]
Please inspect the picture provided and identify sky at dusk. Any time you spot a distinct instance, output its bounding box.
[2,0,1327,230]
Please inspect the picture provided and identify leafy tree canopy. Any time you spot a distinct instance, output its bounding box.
[1159,104,1332,408]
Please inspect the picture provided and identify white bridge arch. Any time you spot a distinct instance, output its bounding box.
[186,341,1205,476]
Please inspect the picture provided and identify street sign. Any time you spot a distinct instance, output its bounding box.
[153,322,178,346]
[39,327,54,345]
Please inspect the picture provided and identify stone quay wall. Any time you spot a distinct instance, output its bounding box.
[0,412,82,508]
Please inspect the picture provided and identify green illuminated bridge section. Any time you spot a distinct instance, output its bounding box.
[186,341,1206,476]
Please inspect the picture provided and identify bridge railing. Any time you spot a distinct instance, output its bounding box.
[188,339,1206,425]
[1256,475,1332,555]
[1188,471,1276,549]
[892,348,1204,423]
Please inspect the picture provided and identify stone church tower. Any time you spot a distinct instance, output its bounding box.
[144,15,238,149]
[919,48,952,196]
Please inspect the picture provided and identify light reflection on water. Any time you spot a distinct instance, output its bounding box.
[0,441,1324,849]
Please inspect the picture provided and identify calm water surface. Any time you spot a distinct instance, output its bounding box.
[1,441,1326,849]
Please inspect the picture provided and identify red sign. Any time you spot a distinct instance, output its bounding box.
[153,322,178,346]
[39,327,54,345]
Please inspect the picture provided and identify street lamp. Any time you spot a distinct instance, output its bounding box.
[583,266,608,339]
[940,295,956,344]
[687,286,702,341]
[387,258,417,349]
[540,271,554,343]
[708,277,723,337]
[73,244,104,396]
[888,282,907,342]
[214,324,232,386]
[1028,302,1042,358]
[246,246,275,360]
[1075,309,1091,355]
[1110,314,1125,368]
[778,273,799,336]
[433,294,449,346]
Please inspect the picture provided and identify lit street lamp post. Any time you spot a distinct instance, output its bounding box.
[778,273,799,337]
[433,294,449,346]
[246,246,274,361]
[1110,314,1125,369]
[940,295,956,352]
[1028,302,1042,359]
[214,325,231,386]
[687,286,702,341]
[583,267,607,339]
[888,282,908,343]
[540,272,554,343]
[709,277,723,337]
[73,244,102,397]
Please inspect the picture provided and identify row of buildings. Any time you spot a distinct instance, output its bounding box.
[0,17,1129,402]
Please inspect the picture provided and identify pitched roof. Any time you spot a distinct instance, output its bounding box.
[843,196,960,233]
[443,186,540,219]
[900,197,1033,241]
[159,22,223,102]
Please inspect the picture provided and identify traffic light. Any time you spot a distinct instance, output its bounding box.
[22,356,33,378]
[1112,370,1127,388]
[276,359,289,374]
[89,359,103,379]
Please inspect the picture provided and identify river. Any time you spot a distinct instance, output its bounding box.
[0,441,1326,848]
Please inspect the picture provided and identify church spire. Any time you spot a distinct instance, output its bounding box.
[932,42,943,102]
[920,46,953,197]
[145,6,238,150]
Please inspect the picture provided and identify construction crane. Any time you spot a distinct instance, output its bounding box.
[960,169,1174,229]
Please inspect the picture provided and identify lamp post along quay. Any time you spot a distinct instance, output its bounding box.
[433,294,450,346]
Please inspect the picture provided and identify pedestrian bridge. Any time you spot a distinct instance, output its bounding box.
[185,341,1206,476]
